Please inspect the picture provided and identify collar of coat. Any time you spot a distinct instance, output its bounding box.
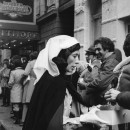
[15,67,23,70]
[113,56,130,73]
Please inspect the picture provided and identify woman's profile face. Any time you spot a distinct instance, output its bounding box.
[66,50,80,72]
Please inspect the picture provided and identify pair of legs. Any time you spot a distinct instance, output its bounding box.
[1,87,10,106]
[12,103,22,124]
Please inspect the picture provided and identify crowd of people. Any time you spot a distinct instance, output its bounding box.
[0,51,38,125]
[0,34,130,130]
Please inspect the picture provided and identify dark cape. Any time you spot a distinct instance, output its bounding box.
[22,71,87,130]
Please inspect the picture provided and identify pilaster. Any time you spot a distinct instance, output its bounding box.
[74,0,91,60]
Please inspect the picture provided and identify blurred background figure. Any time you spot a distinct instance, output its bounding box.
[0,59,11,107]
[77,46,101,114]
[8,59,24,124]
[9,55,21,70]
[80,46,101,82]
[21,51,38,126]
[21,57,28,69]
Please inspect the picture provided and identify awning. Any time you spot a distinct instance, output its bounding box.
[0,23,40,49]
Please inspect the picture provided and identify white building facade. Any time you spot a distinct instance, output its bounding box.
[74,0,130,60]
[35,0,130,60]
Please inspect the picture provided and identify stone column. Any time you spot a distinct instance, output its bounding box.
[39,0,46,15]
[74,0,92,60]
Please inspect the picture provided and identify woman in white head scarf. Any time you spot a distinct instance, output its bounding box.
[23,35,96,130]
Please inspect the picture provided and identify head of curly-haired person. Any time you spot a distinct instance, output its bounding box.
[13,59,22,68]
[123,34,130,57]
[94,37,115,60]
[29,51,38,61]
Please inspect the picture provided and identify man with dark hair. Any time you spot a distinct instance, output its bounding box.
[78,37,119,107]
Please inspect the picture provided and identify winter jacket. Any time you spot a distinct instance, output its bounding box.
[114,56,130,92]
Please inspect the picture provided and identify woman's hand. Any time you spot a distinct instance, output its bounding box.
[77,78,88,90]
[104,89,121,102]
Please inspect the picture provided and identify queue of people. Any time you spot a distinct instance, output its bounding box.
[0,51,38,125]
[0,34,130,130]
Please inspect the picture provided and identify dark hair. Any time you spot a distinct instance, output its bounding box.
[94,37,115,52]
[13,59,22,68]
[52,43,80,75]
[114,48,122,62]
[29,51,38,60]
[123,34,130,57]
[11,55,21,61]
[22,57,28,63]
[58,43,80,61]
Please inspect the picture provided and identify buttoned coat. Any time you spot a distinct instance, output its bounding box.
[9,67,25,103]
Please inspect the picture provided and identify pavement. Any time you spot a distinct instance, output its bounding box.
[0,99,22,130]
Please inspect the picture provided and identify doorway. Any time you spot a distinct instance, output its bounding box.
[59,5,74,36]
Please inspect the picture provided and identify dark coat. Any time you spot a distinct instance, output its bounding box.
[23,71,86,130]
[84,53,119,107]
[116,92,130,109]
[117,61,130,92]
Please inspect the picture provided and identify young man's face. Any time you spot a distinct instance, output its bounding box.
[95,43,107,60]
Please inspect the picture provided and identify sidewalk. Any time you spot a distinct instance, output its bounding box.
[0,99,22,130]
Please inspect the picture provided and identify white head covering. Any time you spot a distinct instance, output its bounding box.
[34,35,79,83]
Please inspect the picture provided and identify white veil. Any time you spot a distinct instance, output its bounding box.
[34,35,79,83]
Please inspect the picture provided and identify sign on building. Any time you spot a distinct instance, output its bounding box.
[0,0,36,25]
[0,29,39,40]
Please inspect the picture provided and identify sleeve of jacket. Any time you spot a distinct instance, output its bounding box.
[116,92,130,109]
[87,58,118,90]
[8,71,15,87]
[24,62,31,75]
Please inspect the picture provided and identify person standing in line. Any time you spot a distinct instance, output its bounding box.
[80,46,101,83]
[8,59,25,124]
[0,60,11,107]
[78,46,101,113]
[78,37,119,107]
[21,51,38,126]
